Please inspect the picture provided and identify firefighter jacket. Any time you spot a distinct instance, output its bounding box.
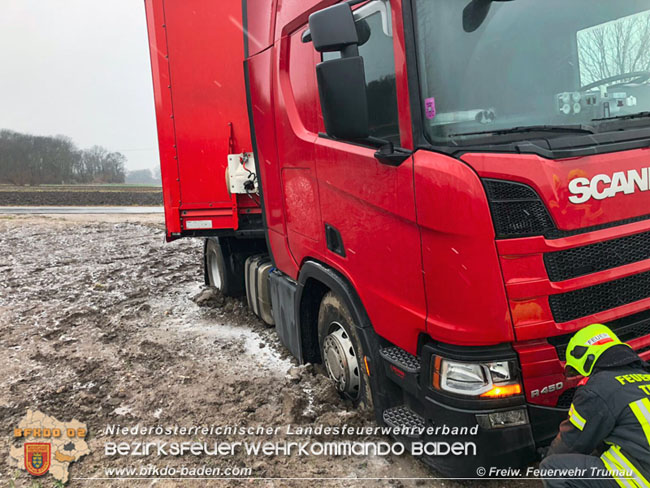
[549,364,650,486]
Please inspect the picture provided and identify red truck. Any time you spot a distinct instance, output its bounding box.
[145,0,650,475]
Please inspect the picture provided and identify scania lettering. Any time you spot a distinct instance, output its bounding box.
[568,168,650,203]
[145,0,650,476]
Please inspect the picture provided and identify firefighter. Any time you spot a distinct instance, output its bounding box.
[540,323,650,487]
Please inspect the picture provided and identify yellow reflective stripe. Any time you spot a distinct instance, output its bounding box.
[602,455,635,488]
[601,445,650,488]
[569,415,585,431]
[568,404,586,431]
[630,398,650,448]
[605,450,639,487]
[610,446,650,488]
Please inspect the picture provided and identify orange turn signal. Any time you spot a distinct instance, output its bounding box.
[479,383,522,398]
[432,355,442,389]
[364,356,371,377]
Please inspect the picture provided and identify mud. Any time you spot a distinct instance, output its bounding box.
[0,214,539,487]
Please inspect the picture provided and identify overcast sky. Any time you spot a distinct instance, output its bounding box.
[0,0,159,171]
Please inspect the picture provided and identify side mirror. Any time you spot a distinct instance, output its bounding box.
[304,1,410,166]
[463,0,514,33]
[463,0,493,33]
[308,3,369,140]
[309,3,358,53]
[316,57,369,140]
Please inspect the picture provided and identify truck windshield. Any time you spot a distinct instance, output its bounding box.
[413,0,650,145]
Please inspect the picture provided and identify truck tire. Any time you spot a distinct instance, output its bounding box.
[317,291,373,410]
[205,238,244,297]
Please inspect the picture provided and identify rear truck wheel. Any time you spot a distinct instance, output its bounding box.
[318,291,373,410]
[204,238,244,297]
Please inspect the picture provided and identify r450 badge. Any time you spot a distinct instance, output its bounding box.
[531,382,563,398]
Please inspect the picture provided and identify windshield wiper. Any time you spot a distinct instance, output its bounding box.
[450,124,596,138]
[593,111,650,122]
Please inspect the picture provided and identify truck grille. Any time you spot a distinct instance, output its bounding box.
[483,180,555,238]
[544,230,650,282]
[549,270,650,323]
[549,309,650,361]
[483,178,650,239]
[556,388,576,409]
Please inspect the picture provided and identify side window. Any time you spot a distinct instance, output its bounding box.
[324,1,400,144]
[289,29,320,134]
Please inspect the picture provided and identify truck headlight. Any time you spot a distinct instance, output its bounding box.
[440,361,487,394]
[432,356,522,398]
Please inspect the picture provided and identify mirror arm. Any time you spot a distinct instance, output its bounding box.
[374,142,412,167]
[362,135,390,147]
[351,136,412,166]
[341,44,359,58]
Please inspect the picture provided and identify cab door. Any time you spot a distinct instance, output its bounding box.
[311,0,426,353]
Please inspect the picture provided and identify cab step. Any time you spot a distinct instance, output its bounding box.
[382,406,425,438]
[379,347,420,372]
[379,347,420,395]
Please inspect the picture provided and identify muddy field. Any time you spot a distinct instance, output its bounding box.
[0,185,162,206]
[0,214,539,487]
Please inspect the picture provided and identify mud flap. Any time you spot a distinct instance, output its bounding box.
[269,270,303,361]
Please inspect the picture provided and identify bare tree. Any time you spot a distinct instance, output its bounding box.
[578,11,650,88]
[0,129,127,185]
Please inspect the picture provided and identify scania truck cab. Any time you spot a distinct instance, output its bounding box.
[146,0,650,475]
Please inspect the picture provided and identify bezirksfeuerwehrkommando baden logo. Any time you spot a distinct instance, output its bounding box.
[9,410,90,482]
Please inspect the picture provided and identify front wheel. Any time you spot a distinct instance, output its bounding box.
[317,292,373,410]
